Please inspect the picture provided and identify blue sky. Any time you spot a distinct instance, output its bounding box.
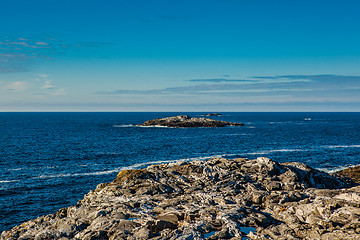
[1,0,359,111]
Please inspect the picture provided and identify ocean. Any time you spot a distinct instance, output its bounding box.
[0,112,359,232]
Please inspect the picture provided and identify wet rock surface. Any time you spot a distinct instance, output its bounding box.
[2,157,360,240]
[138,115,244,128]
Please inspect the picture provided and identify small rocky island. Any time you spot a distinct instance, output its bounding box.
[204,113,222,117]
[3,157,360,240]
[138,115,244,128]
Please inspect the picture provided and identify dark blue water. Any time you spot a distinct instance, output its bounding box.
[0,112,359,232]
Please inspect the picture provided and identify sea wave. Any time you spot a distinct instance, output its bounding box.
[7,168,23,171]
[138,125,175,128]
[21,150,360,181]
[31,156,222,180]
[112,124,135,128]
[323,145,360,149]
[109,155,226,170]
[245,149,305,155]
[33,169,123,179]
[7,166,55,172]
[0,180,20,183]
[317,164,360,173]
[114,124,175,128]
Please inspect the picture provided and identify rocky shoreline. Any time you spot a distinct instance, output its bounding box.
[2,157,360,240]
[138,115,244,128]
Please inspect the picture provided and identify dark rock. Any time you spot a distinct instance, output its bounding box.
[266,181,282,191]
[204,113,222,116]
[115,213,129,220]
[146,220,177,232]
[155,220,178,231]
[138,115,244,128]
[117,220,141,231]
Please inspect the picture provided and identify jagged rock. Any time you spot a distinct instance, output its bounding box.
[138,115,244,128]
[335,165,360,184]
[2,157,360,240]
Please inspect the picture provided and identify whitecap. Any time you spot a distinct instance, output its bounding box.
[323,145,360,149]
[77,164,89,167]
[318,164,360,173]
[267,121,293,124]
[245,149,305,155]
[7,168,23,171]
[138,125,174,128]
[112,124,135,128]
[271,149,305,152]
[34,169,123,179]
[0,180,20,183]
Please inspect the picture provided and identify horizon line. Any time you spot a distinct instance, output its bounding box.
[0,110,359,113]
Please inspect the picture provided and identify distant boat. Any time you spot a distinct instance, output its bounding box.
[304,118,312,121]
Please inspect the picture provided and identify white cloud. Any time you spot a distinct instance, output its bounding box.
[8,41,31,48]
[53,88,66,96]
[0,81,29,91]
[38,74,48,78]
[34,41,49,46]
[41,80,56,89]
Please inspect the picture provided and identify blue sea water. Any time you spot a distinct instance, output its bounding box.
[0,112,359,232]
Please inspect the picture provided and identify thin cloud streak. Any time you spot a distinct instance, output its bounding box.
[95,85,316,95]
[93,74,360,111]
[188,78,257,83]
[96,74,360,96]
[254,74,360,83]
[1,41,51,49]
[0,37,117,73]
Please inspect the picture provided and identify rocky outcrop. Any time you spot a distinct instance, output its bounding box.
[204,113,222,116]
[335,166,360,184]
[139,115,244,128]
[2,157,360,240]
